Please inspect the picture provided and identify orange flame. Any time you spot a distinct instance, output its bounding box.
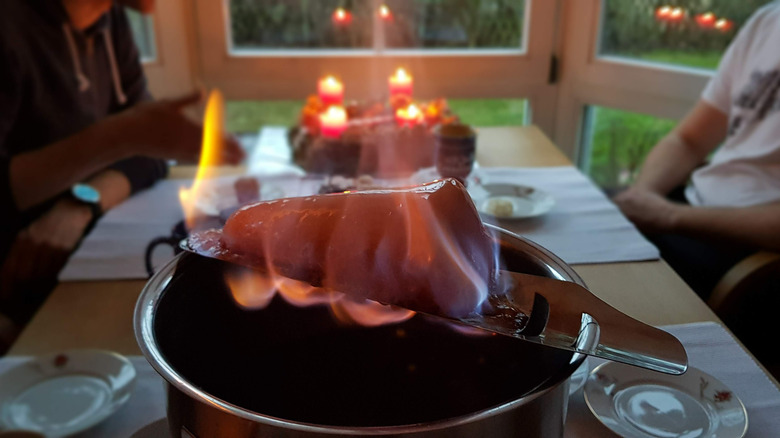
[378,4,392,20]
[225,269,414,326]
[179,90,225,230]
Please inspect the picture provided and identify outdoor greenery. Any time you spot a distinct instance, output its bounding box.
[229,0,525,49]
[225,99,524,133]
[384,0,525,48]
[585,107,675,189]
[602,0,773,69]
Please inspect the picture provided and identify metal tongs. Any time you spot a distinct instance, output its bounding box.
[466,271,687,375]
[181,240,687,376]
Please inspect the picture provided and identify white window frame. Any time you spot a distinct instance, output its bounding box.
[192,0,559,133]
[553,0,716,162]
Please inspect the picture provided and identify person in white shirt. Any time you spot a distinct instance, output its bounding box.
[614,2,780,298]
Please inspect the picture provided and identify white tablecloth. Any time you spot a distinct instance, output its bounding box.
[1,322,777,437]
[473,167,659,264]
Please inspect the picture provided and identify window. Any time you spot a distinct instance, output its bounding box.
[229,0,373,51]
[580,106,675,190]
[227,0,527,53]
[383,0,526,50]
[126,8,157,62]
[599,0,774,70]
[225,98,527,134]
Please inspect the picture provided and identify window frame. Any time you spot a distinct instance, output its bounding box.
[191,0,559,132]
[552,0,717,161]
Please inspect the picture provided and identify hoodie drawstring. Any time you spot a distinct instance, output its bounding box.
[62,24,90,92]
[62,23,128,106]
[102,27,127,106]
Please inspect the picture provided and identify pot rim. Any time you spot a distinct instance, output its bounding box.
[134,225,595,435]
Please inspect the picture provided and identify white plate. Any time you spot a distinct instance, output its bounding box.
[469,183,555,219]
[0,350,136,437]
[584,362,747,438]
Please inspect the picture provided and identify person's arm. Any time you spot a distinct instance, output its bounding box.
[9,92,244,212]
[632,100,728,196]
[615,188,780,251]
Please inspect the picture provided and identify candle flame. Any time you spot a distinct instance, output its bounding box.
[179,90,224,230]
[379,4,391,20]
[323,75,339,87]
[323,105,347,120]
[393,68,410,82]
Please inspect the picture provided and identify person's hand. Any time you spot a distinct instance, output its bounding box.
[613,187,682,233]
[0,199,93,301]
[114,91,245,165]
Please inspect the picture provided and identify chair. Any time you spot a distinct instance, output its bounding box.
[707,251,780,378]
[708,251,780,320]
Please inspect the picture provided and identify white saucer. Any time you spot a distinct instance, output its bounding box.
[0,350,136,437]
[469,183,555,219]
[584,362,747,438]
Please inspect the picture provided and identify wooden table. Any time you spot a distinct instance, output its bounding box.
[9,126,720,356]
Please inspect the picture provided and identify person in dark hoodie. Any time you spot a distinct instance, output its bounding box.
[0,0,244,344]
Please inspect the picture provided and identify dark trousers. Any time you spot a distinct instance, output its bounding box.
[643,186,756,300]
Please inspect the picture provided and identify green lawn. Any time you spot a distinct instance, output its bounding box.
[225,98,525,133]
[585,107,675,189]
[226,100,304,133]
[634,50,722,70]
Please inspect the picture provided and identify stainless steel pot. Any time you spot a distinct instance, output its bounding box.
[135,225,598,437]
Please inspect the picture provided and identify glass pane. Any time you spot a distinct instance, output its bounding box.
[383,0,526,49]
[448,99,526,126]
[125,8,157,62]
[229,0,374,50]
[226,99,526,134]
[599,0,774,70]
[227,100,304,133]
[581,106,675,190]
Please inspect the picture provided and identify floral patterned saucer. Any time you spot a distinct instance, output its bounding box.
[584,362,747,438]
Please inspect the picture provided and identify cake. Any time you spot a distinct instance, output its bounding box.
[290,97,457,177]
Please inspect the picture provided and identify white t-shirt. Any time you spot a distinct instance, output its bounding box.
[686,2,780,207]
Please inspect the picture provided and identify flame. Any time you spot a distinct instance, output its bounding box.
[378,4,391,20]
[714,18,733,32]
[225,269,414,326]
[393,68,410,83]
[396,103,423,125]
[179,90,225,230]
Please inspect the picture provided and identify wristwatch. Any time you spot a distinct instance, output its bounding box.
[70,183,103,233]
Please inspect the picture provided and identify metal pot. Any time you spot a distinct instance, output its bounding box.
[135,225,598,437]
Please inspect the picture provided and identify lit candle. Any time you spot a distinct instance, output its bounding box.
[378,4,392,21]
[695,12,716,28]
[396,104,422,127]
[655,6,672,21]
[318,76,344,107]
[715,18,734,32]
[669,7,685,22]
[332,7,352,26]
[389,68,413,98]
[319,105,348,139]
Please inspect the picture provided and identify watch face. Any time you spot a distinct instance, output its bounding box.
[72,183,101,204]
